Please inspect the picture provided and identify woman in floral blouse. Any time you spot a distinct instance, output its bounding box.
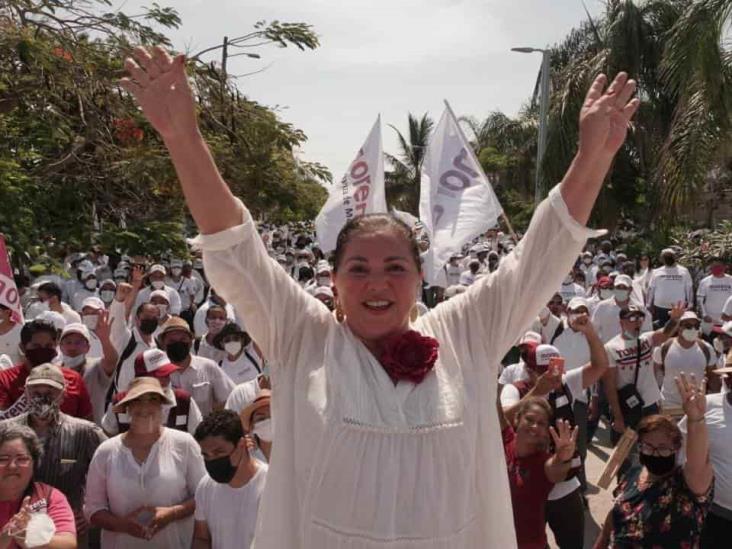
[594,374,713,548]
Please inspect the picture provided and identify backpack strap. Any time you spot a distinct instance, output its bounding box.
[193,337,202,355]
[697,341,711,366]
[105,335,138,410]
[549,321,565,344]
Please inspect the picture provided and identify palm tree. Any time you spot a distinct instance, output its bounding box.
[541,0,731,227]
[385,113,433,215]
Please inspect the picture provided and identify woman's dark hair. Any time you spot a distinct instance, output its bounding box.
[0,424,43,462]
[20,320,59,346]
[637,414,682,449]
[205,304,227,320]
[332,214,421,273]
[194,410,243,446]
[37,282,62,300]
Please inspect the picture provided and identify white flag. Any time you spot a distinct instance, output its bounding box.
[315,117,386,252]
[419,102,503,285]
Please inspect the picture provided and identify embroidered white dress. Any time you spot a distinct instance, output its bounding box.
[192,185,601,548]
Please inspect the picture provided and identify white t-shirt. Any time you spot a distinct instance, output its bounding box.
[498,362,528,385]
[697,274,732,323]
[591,298,652,344]
[166,277,200,311]
[552,325,591,403]
[220,352,261,386]
[648,265,693,309]
[0,323,22,366]
[170,356,236,417]
[67,357,113,426]
[194,463,269,549]
[458,270,477,286]
[604,332,661,407]
[500,368,584,500]
[530,314,562,344]
[195,335,225,364]
[84,428,205,548]
[445,264,462,287]
[679,393,732,513]
[225,378,262,413]
[723,295,732,319]
[652,339,716,408]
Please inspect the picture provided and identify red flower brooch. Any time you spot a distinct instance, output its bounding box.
[379,330,440,385]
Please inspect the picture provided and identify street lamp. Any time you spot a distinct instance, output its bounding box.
[511,46,550,206]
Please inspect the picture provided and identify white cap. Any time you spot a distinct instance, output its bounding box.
[150,289,169,302]
[149,264,166,275]
[36,311,66,331]
[80,269,96,281]
[316,264,331,275]
[60,323,90,342]
[170,259,183,268]
[613,274,633,288]
[519,331,542,345]
[680,311,699,322]
[81,296,105,311]
[535,344,562,367]
[567,297,589,311]
[715,321,732,338]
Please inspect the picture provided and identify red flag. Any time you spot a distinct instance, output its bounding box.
[0,236,23,324]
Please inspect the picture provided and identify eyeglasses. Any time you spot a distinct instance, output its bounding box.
[638,441,676,457]
[0,455,32,467]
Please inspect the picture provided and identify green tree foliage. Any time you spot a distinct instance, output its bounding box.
[0,0,328,264]
[385,113,433,215]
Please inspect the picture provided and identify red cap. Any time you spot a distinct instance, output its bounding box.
[133,349,180,379]
[597,276,613,289]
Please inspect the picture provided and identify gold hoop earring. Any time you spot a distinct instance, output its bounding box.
[409,304,419,322]
[335,300,345,323]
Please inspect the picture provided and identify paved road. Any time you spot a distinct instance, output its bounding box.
[549,422,617,548]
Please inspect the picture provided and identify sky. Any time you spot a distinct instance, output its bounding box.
[123,0,604,180]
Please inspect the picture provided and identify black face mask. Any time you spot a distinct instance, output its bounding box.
[25,347,57,367]
[139,318,158,335]
[166,341,191,362]
[204,454,237,484]
[639,452,676,476]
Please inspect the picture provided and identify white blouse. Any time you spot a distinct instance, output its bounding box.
[84,427,205,548]
[192,185,601,549]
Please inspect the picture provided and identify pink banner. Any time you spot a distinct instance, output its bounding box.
[0,236,23,324]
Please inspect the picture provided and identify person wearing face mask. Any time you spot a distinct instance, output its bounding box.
[530,294,563,344]
[192,410,268,549]
[193,291,238,339]
[603,304,685,457]
[158,318,235,417]
[596,375,712,549]
[499,332,543,385]
[101,349,202,436]
[592,275,652,343]
[634,253,653,295]
[98,279,117,308]
[193,306,229,363]
[58,321,117,426]
[444,255,463,287]
[85,376,205,548]
[213,324,262,386]
[653,312,718,411]
[313,286,335,311]
[107,283,160,406]
[711,321,732,376]
[149,290,172,329]
[2,364,106,548]
[0,305,22,367]
[71,271,99,313]
[697,257,732,335]
[648,249,693,327]
[79,296,109,360]
[166,260,199,329]
[306,264,333,296]
[133,264,182,317]
[240,391,273,463]
[0,321,92,420]
[679,354,732,546]
[34,283,81,326]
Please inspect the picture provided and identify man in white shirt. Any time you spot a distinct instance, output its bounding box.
[193,410,268,549]
[459,259,481,287]
[36,282,81,326]
[498,331,542,385]
[559,272,586,304]
[530,293,563,344]
[445,255,463,286]
[133,264,182,315]
[603,304,684,443]
[648,248,693,326]
[679,359,732,545]
[166,259,200,327]
[579,251,597,290]
[592,275,652,343]
[697,257,732,332]
[158,317,235,417]
[213,323,262,386]
[71,270,99,312]
[653,311,718,409]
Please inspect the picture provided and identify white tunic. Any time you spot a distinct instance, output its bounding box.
[193,185,599,549]
[84,428,205,548]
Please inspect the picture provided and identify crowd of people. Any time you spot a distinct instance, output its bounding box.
[0,46,729,549]
[1,225,730,548]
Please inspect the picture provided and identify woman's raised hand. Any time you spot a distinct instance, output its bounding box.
[579,72,640,158]
[120,46,199,142]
